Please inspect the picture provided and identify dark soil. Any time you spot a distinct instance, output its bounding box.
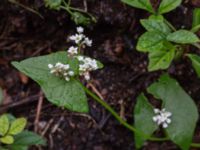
[0,0,200,150]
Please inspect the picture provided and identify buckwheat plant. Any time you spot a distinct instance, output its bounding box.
[122,0,200,149]
[12,26,200,150]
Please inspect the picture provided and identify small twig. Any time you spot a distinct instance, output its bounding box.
[8,0,44,19]
[87,83,104,100]
[34,91,44,132]
[51,116,64,134]
[0,94,39,114]
[83,0,88,12]
[41,119,54,136]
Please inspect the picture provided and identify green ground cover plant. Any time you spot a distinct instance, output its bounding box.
[0,114,45,150]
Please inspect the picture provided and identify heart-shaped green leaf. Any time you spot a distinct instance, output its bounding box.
[167,30,200,44]
[158,0,182,14]
[8,118,27,135]
[121,0,154,13]
[12,51,89,113]
[187,54,200,77]
[147,74,198,150]
[0,115,9,136]
[137,31,166,52]
[134,93,158,149]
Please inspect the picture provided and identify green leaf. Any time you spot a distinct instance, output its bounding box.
[0,147,9,150]
[167,30,200,44]
[12,131,46,146]
[134,93,158,149]
[137,31,166,52]
[71,12,92,26]
[12,51,89,113]
[8,118,27,135]
[121,0,154,13]
[9,145,28,150]
[0,115,9,136]
[147,74,198,150]
[187,54,200,77]
[140,15,171,34]
[158,0,182,14]
[44,0,62,10]
[0,135,14,144]
[148,43,175,71]
[192,8,200,28]
[0,87,3,105]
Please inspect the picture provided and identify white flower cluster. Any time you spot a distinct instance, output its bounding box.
[152,108,172,128]
[69,26,92,47]
[48,62,75,81]
[77,56,98,81]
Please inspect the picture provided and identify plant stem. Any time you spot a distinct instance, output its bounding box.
[68,7,96,22]
[60,6,73,16]
[82,85,200,147]
[191,143,200,148]
[82,85,168,141]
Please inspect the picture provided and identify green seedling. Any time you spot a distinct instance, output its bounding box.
[44,0,96,25]
[0,114,46,150]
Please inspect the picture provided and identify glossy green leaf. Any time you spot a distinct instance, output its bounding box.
[167,30,200,44]
[158,0,182,14]
[187,54,200,77]
[193,8,200,28]
[44,0,62,10]
[137,31,166,52]
[0,115,9,136]
[134,93,158,149]
[140,15,171,34]
[148,44,175,71]
[0,87,3,105]
[8,118,27,135]
[147,74,198,150]
[0,135,14,144]
[12,131,46,146]
[12,51,89,113]
[121,0,154,13]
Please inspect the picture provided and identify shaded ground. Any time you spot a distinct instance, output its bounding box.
[0,0,200,150]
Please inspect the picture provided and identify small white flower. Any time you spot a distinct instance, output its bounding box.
[83,37,92,47]
[77,56,84,61]
[68,71,74,76]
[83,72,90,81]
[65,77,70,81]
[48,64,53,69]
[69,34,84,44]
[152,108,172,128]
[162,123,168,128]
[77,26,84,33]
[68,46,78,56]
[48,62,75,82]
